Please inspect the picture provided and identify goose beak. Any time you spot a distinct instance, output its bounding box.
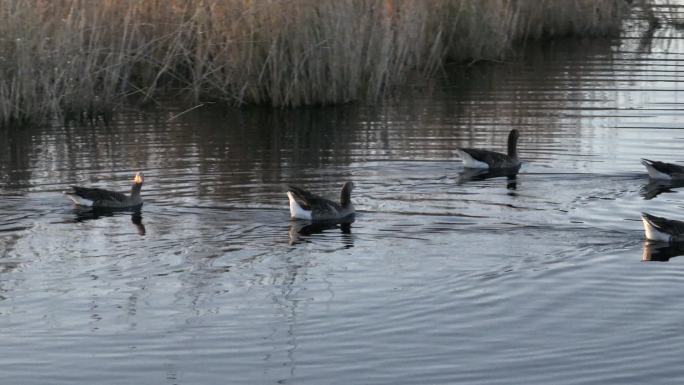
[134,172,143,184]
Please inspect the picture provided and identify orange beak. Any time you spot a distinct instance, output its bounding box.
[134,172,143,184]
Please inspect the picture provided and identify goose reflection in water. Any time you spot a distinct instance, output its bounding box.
[73,208,146,235]
[288,219,353,247]
[458,167,520,191]
[639,180,684,200]
[131,212,146,235]
[642,241,684,262]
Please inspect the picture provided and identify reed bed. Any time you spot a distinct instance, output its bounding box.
[0,0,627,126]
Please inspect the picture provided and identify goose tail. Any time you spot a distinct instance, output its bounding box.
[287,191,312,220]
[641,159,672,180]
[456,149,489,169]
[641,213,671,242]
[63,190,94,207]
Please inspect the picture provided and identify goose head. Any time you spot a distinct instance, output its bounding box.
[131,172,144,197]
[342,181,355,192]
[340,181,355,207]
[133,172,144,185]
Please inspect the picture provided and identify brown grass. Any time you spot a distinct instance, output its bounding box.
[0,0,628,127]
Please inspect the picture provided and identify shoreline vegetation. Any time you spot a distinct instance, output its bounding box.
[0,0,629,127]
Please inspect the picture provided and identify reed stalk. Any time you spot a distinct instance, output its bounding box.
[0,0,628,127]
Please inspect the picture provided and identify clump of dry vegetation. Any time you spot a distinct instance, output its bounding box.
[0,0,627,126]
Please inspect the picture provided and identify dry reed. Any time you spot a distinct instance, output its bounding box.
[0,0,628,127]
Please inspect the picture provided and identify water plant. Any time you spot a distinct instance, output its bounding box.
[0,0,628,127]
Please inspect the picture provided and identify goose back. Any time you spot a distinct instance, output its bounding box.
[287,183,354,221]
[457,129,520,169]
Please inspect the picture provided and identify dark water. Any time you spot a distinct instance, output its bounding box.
[4,10,684,385]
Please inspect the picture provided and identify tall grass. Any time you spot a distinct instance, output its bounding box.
[0,0,627,126]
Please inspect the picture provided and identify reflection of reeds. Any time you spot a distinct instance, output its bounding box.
[0,0,627,126]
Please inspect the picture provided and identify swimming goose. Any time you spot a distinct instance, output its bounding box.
[641,212,684,243]
[641,158,684,180]
[456,129,521,169]
[287,182,355,221]
[64,172,144,209]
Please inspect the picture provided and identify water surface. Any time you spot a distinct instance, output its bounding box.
[3,10,684,385]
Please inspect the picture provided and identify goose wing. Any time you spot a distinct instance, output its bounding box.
[459,148,517,168]
[70,186,128,205]
[287,185,342,215]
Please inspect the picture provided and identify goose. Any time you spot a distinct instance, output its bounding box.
[456,129,521,169]
[64,172,144,209]
[641,212,684,243]
[641,158,684,180]
[287,182,355,221]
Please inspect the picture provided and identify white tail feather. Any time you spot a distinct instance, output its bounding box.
[65,193,94,207]
[287,192,312,220]
[642,160,672,180]
[456,150,489,169]
[642,216,671,242]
